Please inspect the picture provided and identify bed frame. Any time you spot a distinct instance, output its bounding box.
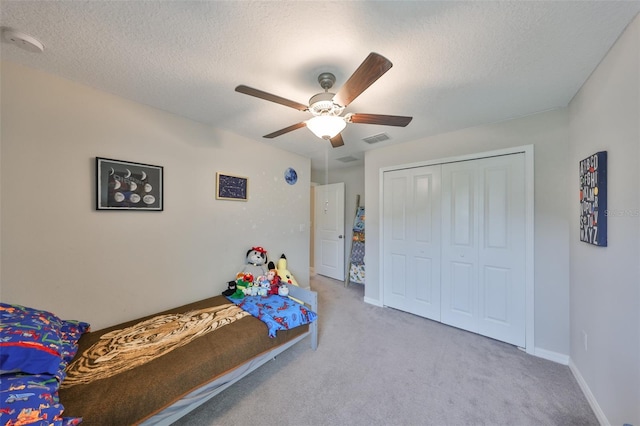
[3,285,319,426]
[140,283,318,425]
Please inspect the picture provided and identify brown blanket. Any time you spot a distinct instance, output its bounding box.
[59,295,307,425]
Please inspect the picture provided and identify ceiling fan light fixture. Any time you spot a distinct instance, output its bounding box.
[306,115,346,140]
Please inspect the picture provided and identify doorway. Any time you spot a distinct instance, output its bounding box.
[313,182,345,280]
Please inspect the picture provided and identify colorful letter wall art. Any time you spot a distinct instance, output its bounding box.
[579,151,607,246]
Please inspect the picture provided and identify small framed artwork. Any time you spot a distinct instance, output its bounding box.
[216,172,248,201]
[284,167,298,185]
[96,157,163,211]
[579,151,607,246]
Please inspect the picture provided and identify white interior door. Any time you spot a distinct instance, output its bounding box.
[314,183,345,280]
[441,154,526,347]
[383,166,441,321]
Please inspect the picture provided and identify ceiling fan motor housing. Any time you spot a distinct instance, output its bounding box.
[317,72,336,90]
[308,92,344,116]
[308,72,344,116]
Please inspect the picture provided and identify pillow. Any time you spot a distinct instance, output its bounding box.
[0,372,82,426]
[59,320,91,364]
[0,303,89,376]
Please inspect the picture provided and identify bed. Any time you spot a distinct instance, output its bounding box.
[0,283,318,425]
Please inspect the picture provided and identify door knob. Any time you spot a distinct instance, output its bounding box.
[339,235,343,239]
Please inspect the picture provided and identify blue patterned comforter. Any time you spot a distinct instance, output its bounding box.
[226,295,317,338]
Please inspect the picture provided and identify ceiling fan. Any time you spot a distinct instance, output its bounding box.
[235,52,413,148]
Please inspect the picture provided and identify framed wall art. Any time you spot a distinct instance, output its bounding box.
[284,167,298,185]
[579,151,607,246]
[216,172,248,201]
[96,157,163,211]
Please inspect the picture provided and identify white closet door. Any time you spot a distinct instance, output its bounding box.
[441,154,526,347]
[383,166,441,321]
[478,154,526,346]
[440,161,480,333]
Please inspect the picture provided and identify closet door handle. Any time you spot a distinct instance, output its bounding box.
[338,235,343,239]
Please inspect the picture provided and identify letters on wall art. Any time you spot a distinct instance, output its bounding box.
[579,151,607,246]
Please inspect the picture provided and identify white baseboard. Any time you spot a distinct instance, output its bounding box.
[569,358,609,426]
[533,347,570,365]
[363,296,383,307]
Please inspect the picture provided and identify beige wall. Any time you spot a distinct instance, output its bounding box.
[365,109,571,356]
[0,61,311,330]
[569,14,639,426]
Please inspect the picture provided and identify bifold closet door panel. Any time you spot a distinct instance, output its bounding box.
[382,166,441,321]
[441,154,526,347]
[441,162,480,333]
[477,154,526,347]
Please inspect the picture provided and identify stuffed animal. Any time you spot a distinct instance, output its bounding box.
[222,279,249,299]
[266,269,281,295]
[223,247,268,299]
[236,247,269,282]
[275,254,298,287]
[238,273,254,294]
[278,285,289,296]
[222,280,237,297]
[223,273,252,299]
[256,275,270,297]
[274,254,303,303]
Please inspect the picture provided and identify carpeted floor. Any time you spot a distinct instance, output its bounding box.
[176,274,597,426]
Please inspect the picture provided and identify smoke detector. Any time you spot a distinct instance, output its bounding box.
[2,28,44,53]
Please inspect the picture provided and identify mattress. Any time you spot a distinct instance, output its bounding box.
[58,295,308,425]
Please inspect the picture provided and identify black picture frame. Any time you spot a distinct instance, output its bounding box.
[216,172,248,201]
[96,157,163,211]
[579,151,607,246]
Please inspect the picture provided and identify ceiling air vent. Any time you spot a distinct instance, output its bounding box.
[336,156,359,163]
[362,132,390,144]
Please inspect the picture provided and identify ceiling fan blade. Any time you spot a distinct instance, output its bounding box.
[263,122,307,138]
[333,53,393,107]
[348,113,413,127]
[235,85,308,111]
[330,133,344,148]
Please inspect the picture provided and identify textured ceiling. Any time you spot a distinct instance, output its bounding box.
[1,1,639,171]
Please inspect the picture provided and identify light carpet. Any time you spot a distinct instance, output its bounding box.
[176,274,597,426]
